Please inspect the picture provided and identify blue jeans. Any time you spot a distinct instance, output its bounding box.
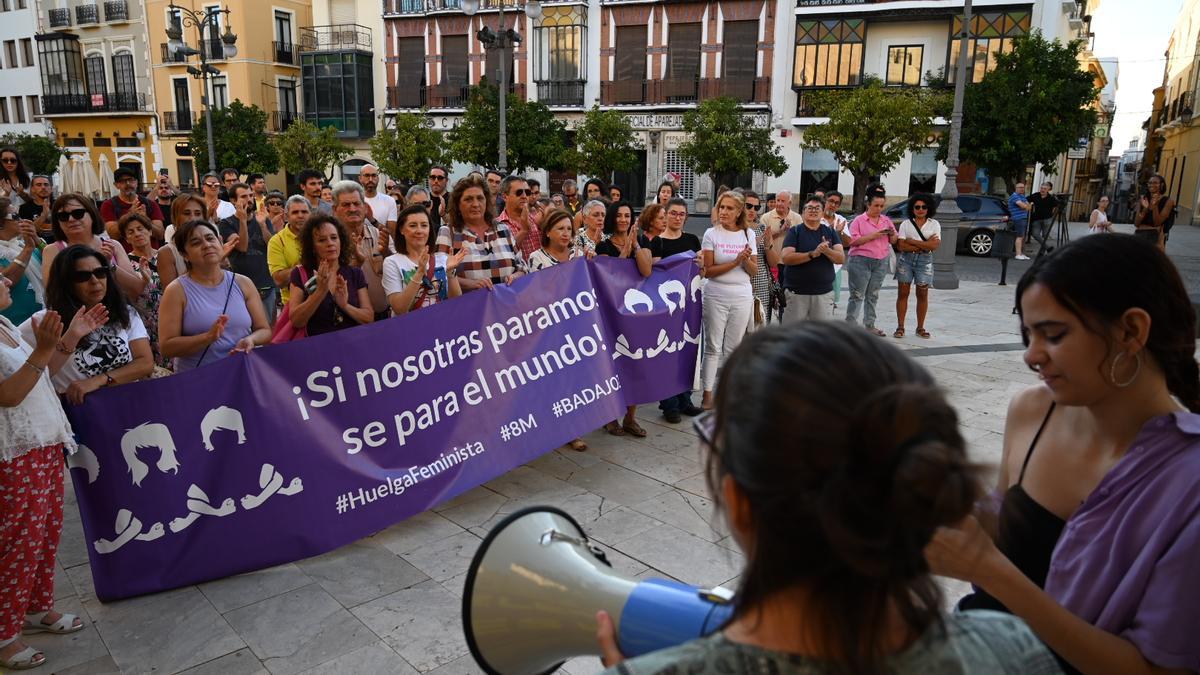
[659,392,693,414]
[845,255,887,329]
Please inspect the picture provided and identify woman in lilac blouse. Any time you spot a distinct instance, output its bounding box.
[926,233,1200,674]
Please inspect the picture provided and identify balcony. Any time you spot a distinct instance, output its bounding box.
[273,41,299,65]
[699,77,770,104]
[200,38,228,60]
[42,91,148,115]
[299,24,372,52]
[159,44,188,63]
[104,0,128,22]
[48,7,71,27]
[269,111,300,132]
[383,0,435,12]
[536,80,585,107]
[427,82,470,108]
[658,77,699,104]
[387,84,425,108]
[601,80,649,105]
[75,3,99,25]
[160,110,198,134]
[794,86,858,116]
[1176,91,1194,122]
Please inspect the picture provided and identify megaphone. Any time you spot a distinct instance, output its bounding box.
[463,506,736,675]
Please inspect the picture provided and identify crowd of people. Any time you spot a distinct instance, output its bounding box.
[0,141,1196,674]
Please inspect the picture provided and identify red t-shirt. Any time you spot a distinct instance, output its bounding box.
[100,194,164,224]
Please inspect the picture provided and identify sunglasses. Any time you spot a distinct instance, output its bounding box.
[429,174,447,181]
[745,203,760,210]
[203,182,220,188]
[71,266,110,283]
[411,200,430,208]
[267,200,283,207]
[1,157,17,164]
[912,204,928,211]
[55,208,88,222]
[511,189,530,196]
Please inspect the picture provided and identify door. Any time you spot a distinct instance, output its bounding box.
[172,78,191,131]
[612,149,647,204]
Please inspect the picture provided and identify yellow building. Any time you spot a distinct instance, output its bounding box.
[146,0,312,189]
[34,0,158,190]
[1154,0,1199,227]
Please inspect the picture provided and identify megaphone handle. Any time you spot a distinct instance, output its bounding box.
[617,579,736,658]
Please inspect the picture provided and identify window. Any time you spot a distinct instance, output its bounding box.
[300,51,375,136]
[909,148,937,193]
[949,11,1030,84]
[535,6,585,82]
[278,78,297,116]
[800,147,839,197]
[176,159,194,188]
[26,95,38,118]
[11,97,22,122]
[35,33,86,110]
[793,19,864,88]
[484,44,513,85]
[19,39,31,68]
[112,52,136,97]
[274,10,293,45]
[4,41,15,69]
[441,35,468,85]
[211,76,227,109]
[615,26,646,81]
[667,23,700,79]
[1,0,9,11]
[0,98,9,123]
[886,45,923,86]
[85,55,107,96]
[16,0,24,8]
[723,20,757,79]
[394,36,424,98]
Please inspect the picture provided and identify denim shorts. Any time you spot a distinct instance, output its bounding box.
[896,251,933,286]
[1010,218,1028,237]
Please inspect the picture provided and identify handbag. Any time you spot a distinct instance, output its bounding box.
[271,266,309,344]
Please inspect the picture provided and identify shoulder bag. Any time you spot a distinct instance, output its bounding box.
[271,266,309,344]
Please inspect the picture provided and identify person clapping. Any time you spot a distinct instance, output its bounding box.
[285,214,374,336]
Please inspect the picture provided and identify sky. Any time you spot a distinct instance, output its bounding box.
[1091,0,1185,156]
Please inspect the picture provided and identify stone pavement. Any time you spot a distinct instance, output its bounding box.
[29,225,1200,675]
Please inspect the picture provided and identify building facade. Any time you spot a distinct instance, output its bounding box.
[34,0,157,186]
[145,0,312,188]
[1150,0,1198,227]
[0,0,47,137]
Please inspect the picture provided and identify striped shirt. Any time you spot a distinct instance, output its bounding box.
[436,222,527,286]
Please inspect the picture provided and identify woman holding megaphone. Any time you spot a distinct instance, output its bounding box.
[593,321,1059,674]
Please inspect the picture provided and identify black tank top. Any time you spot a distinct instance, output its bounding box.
[959,403,1066,612]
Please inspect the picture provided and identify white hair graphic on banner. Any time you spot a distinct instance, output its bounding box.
[120,422,181,487]
[67,444,100,484]
[613,277,701,361]
[201,405,247,451]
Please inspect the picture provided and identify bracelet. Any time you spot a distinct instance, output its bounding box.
[24,359,44,373]
[10,257,26,268]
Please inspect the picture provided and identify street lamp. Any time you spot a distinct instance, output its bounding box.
[462,0,543,173]
[932,0,971,290]
[165,3,239,174]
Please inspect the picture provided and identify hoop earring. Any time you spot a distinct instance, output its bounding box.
[1111,351,1142,388]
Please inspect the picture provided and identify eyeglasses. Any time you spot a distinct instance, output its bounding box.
[71,266,110,283]
[803,205,823,211]
[360,173,378,178]
[411,200,430,208]
[55,208,88,222]
[429,174,447,181]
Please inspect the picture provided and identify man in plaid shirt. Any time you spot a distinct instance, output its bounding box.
[494,175,539,262]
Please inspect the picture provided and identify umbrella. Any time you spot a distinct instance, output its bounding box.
[67,157,85,197]
[80,157,101,199]
[56,153,70,194]
[97,153,115,199]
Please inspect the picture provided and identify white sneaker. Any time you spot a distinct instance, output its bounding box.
[1014,254,1030,260]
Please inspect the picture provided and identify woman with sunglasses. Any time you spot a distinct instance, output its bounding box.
[263,190,286,232]
[158,220,271,372]
[596,321,1060,675]
[19,245,152,404]
[894,193,940,340]
[0,197,44,325]
[119,212,170,370]
[40,194,145,301]
[0,147,31,208]
[384,205,466,316]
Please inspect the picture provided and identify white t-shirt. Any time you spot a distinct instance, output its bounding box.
[20,308,147,394]
[214,200,236,220]
[898,218,941,243]
[382,252,450,310]
[701,226,756,300]
[365,192,399,227]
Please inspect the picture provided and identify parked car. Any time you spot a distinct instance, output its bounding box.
[885,194,1011,256]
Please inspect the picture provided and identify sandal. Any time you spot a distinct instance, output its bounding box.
[916,328,931,339]
[23,611,84,635]
[867,327,886,337]
[622,420,647,438]
[893,327,905,339]
[603,421,625,436]
[567,438,588,452]
[0,644,45,670]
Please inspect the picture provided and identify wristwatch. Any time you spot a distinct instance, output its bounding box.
[104,374,116,387]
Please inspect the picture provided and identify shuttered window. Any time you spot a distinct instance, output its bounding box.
[615,25,645,81]
[722,21,757,79]
[442,35,468,84]
[667,23,700,78]
[396,37,424,87]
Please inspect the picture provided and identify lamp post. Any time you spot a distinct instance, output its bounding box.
[165,3,239,174]
[462,0,542,174]
[932,0,971,290]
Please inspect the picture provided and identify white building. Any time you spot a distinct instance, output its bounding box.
[0,0,48,137]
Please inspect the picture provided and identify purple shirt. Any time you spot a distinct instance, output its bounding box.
[848,212,893,260]
[1044,411,1200,671]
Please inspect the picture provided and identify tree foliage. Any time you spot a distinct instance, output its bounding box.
[369,111,451,184]
[569,105,642,183]
[803,79,947,206]
[189,101,280,175]
[677,97,787,189]
[449,80,569,173]
[273,119,354,181]
[0,133,63,177]
[948,31,1099,188]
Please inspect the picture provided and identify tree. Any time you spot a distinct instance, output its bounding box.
[189,101,280,176]
[949,31,1099,189]
[677,96,787,191]
[0,133,63,177]
[569,105,642,183]
[369,111,451,184]
[273,119,354,182]
[448,80,569,173]
[802,79,947,207]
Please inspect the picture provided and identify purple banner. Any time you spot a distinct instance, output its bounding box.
[64,255,700,601]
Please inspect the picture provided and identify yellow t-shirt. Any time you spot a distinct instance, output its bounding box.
[267,226,303,303]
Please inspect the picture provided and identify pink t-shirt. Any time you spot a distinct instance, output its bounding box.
[848,212,894,260]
